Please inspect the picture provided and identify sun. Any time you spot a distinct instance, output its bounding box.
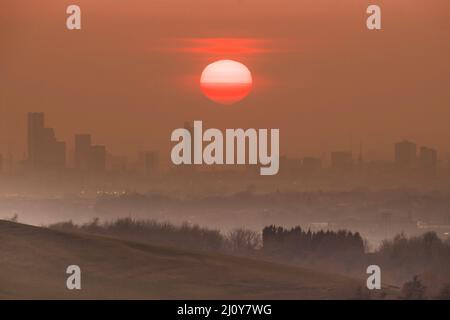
[200,60,253,105]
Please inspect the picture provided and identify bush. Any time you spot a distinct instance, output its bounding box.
[401,275,427,300]
[353,286,371,300]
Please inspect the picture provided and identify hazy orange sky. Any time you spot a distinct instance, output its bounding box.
[1,0,450,163]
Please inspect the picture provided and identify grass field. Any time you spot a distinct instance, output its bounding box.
[0,220,365,299]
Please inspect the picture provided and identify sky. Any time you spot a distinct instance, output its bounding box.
[1,0,450,163]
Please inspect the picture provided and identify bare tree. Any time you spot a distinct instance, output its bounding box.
[228,228,261,254]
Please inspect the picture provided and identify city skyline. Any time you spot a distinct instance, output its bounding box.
[0,112,444,175]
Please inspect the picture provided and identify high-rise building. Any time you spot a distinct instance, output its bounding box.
[419,146,437,176]
[279,156,301,175]
[88,145,106,172]
[331,152,353,171]
[395,140,417,169]
[74,134,108,173]
[27,112,66,170]
[27,112,44,166]
[74,134,92,171]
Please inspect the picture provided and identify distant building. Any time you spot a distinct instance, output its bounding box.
[331,152,353,171]
[365,160,394,178]
[419,146,437,176]
[395,140,417,169]
[302,157,322,172]
[27,112,44,164]
[74,134,106,172]
[279,156,301,175]
[27,112,66,170]
[74,134,92,171]
[88,145,106,172]
[139,151,159,175]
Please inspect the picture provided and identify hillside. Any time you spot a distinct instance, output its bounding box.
[0,220,363,299]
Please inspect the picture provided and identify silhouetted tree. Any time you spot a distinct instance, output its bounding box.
[262,225,365,258]
[228,228,261,253]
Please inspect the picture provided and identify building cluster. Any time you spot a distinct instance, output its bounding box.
[0,113,159,175]
[27,112,66,170]
[74,133,106,172]
[395,140,438,176]
[280,141,439,178]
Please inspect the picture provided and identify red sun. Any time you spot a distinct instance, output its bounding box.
[200,60,253,105]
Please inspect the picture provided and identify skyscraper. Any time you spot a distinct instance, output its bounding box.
[27,112,66,170]
[419,146,437,177]
[395,140,417,169]
[74,134,92,171]
[89,145,106,172]
[74,133,107,173]
[27,112,44,167]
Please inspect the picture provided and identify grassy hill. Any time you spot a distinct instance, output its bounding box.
[0,220,364,299]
